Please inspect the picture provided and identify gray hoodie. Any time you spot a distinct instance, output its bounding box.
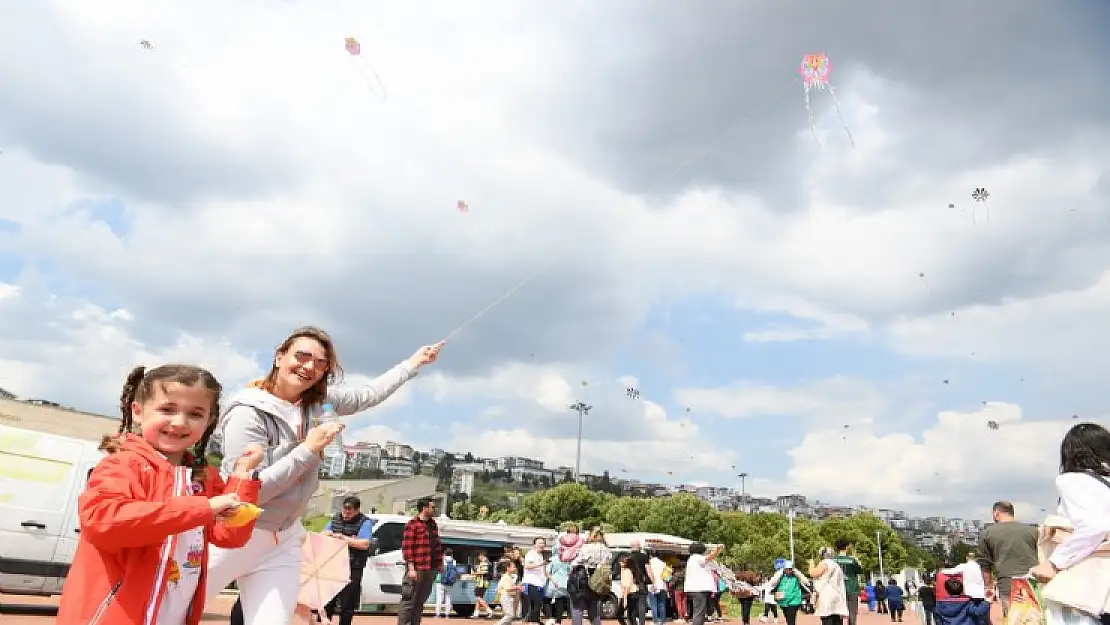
[211,361,416,532]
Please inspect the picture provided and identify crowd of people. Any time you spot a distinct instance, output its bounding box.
[44,322,1110,625]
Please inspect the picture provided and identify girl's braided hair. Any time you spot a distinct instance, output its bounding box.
[101,364,222,483]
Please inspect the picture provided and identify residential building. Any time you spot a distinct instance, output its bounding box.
[346,442,383,471]
[510,466,555,482]
[384,441,415,460]
[496,456,544,471]
[451,463,485,497]
[381,457,414,478]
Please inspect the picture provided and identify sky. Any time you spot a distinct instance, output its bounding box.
[1,0,1107,523]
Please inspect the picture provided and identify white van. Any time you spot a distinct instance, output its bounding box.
[358,514,558,617]
[0,424,104,596]
[597,532,694,619]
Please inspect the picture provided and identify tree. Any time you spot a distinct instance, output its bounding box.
[638,494,724,542]
[950,540,974,566]
[515,483,607,528]
[603,497,653,532]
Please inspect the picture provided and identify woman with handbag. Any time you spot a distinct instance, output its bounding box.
[1030,422,1110,625]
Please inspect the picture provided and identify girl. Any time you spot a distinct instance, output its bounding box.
[765,562,809,625]
[207,326,442,624]
[56,365,264,625]
[474,552,495,618]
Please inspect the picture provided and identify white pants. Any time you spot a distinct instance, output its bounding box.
[435,583,453,616]
[206,524,305,625]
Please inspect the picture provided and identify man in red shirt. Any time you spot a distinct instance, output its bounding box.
[398,499,444,625]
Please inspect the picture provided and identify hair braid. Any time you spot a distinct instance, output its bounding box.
[102,366,147,453]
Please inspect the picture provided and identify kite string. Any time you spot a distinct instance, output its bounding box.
[441,255,562,343]
[347,55,387,103]
[826,84,856,148]
[440,79,802,343]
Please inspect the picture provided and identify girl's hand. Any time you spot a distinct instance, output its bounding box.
[232,444,265,475]
[304,421,345,454]
[209,493,241,516]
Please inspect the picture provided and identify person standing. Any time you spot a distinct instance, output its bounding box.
[627,540,653,625]
[884,580,904,623]
[209,326,442,625]
[647,552,670,625]
[473,552,495,618]
[522,538,550,623]
[399,499,446,625]
[685,543,724,625]
[874,579,887,614]
[434,548,458,618]
[323,496,374,625]
[832,540,863,625]
[917,577,937,625]
[808,547,849,625]
[976,501,1037,619]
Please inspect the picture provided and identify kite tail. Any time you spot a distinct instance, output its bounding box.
[984,200,990,223]
[804,86,822,148]
[349,57,387,103]
[826,84,856,148]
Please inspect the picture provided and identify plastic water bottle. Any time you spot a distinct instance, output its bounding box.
[319,404,345,476]
[319,403,339,428]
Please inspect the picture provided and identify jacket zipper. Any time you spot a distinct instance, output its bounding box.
[87,580,122,625]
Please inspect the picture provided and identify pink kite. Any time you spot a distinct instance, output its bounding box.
[798,53,855,148]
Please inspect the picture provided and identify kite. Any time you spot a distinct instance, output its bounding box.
[457,200,469,213]
[140,40,154,51]
[919,272,932,295]
[344,37,387,103]
[626,387,640,400]
[799,53,855,148]
[971,187,990,224]
[986,420,999,430]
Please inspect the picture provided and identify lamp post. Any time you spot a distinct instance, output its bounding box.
[877,530,886,579]
[735,472,749,512]
[569,402,592,482]
[788,509,796,563]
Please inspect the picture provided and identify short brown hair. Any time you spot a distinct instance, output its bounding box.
[992,501,1015,516]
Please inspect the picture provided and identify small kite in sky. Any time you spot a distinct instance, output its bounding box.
[972,187,991,224]
[799,53,855,148]
[344,36,387,103]
[457,200,469,213]
[626,387,640,400]
[140,40,154,51]
[987,420,1000,430]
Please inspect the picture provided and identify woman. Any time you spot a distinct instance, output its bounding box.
[208,326,441,624]
[1030,422,1110,625]
[618,555,637,625]
[765,561,810,625]
[736,571,759,625]
[571,528,614,625]
[808,547,850,625]
[875,578,888,614]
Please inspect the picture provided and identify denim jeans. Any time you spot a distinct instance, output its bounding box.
[647,591,668,625]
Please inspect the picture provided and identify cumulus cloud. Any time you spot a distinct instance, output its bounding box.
[0,0,1106,516]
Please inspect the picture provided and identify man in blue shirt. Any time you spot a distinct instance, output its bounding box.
[324,496,375,625]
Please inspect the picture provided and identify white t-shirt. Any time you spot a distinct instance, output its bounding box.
[684,554,715,592]
[157,526,205,624]
[947,561,986,599]
[522,549,548,587]
[649,557,667,592]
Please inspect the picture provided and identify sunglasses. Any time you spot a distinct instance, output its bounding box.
[293,351,330,370]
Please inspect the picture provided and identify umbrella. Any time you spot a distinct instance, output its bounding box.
[292,533,351,624]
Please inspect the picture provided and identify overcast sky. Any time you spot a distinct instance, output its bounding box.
[1,0,1107,522]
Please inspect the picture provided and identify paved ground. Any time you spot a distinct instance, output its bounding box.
[0,594,1004,624]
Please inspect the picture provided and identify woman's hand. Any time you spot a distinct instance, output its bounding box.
[1029,562,1057,582]
[303,421,345,454]
[408,342,445,369]
[231,444,265,476]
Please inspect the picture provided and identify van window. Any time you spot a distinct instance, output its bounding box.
[0,437,77,511]
[374,522,404,554]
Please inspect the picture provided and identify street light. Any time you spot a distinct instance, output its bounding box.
[569,402,592,482]
[736,473,748,510]
[877,530,886,579]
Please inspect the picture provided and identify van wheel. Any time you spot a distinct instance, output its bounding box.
[454,606,475,618]
[601,597,618,620]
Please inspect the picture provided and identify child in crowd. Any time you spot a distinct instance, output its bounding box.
[934,577,990,625]
[56,365,264,625]
[498,559,524,625]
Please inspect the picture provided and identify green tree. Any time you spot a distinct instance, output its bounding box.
[603,497,654,532]
[515,483,607,529]
[950,540,974,565]
[638,494,723,542]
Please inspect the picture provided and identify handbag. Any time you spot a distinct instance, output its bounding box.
[1038,472,1110,615]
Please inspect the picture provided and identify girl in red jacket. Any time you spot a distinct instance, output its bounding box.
[56,364,265,625]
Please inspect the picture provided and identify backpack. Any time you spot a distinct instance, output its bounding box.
[588,564,613,596]
[442,561,458,585]
[569,565,591,601]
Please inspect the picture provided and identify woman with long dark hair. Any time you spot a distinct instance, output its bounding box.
[1030,422,1110,624]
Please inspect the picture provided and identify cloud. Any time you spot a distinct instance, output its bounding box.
[0,0,1107,518]
[786,402,1071,521]
[677,377,886,423]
